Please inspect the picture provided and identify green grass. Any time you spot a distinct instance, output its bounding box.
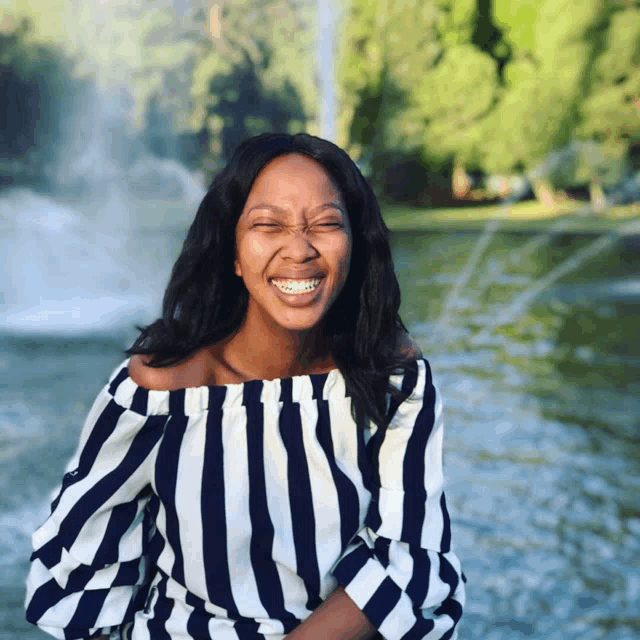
[382,200,640,234]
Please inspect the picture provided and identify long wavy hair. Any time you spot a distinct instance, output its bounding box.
[126,133,419,431]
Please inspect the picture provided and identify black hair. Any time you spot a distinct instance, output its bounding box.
[126,132,419,431]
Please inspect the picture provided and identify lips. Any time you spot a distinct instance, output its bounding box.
[269,273,325,281]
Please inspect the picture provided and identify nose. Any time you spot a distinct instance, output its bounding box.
[280,227,319,260]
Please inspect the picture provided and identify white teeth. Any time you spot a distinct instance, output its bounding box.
[272,278,322,294]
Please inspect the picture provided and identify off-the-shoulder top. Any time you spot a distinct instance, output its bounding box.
[25,357,465,640]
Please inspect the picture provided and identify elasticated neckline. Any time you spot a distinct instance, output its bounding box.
[106,358,348,416]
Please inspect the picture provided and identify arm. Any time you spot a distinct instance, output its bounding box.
[25,361,160,640]
[329,359,466,640]
[285,586,377,640]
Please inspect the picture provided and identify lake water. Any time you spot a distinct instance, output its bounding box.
[2,226,639,640]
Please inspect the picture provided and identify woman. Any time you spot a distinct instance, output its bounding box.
[25,133,466,640]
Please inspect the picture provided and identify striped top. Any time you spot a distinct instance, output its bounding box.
[25,357,466,640]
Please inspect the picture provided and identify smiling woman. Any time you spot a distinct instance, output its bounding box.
[230,153,352,375]
[25,133,465,640]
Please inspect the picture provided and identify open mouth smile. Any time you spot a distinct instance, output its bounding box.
[270,277,323,295]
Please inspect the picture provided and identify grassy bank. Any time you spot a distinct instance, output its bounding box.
[382,200,640,235]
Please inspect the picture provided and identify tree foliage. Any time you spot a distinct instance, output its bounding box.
[479,0,601,180]
[337,0,447,194]
[0,0,316,181]
[575,4,640,188]
[3,0,640,201]
[0,18,90,188]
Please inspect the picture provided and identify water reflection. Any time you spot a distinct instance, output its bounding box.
[391,228,640,639]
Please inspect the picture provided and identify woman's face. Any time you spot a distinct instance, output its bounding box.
[234,153,352,333]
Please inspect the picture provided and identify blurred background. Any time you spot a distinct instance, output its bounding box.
[1,0,639,639]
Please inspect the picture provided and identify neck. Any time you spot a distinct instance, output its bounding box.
[218,318,333,380]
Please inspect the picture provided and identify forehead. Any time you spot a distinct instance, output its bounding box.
[245,154,342,202]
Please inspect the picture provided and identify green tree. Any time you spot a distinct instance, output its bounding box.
[338,0,514,201]
[478,0,604,206]
[0,18,90,189]
[186,0,317,172]
[575,4,640,208]
[2,0,316,173]
[337,0,446,195]
[204,42,307,164]
[412,43,499,169]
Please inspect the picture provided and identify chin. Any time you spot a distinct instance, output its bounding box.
[273,315,325,332]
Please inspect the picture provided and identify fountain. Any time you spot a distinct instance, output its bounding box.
[431,143,640,349]
[0,85,205,335]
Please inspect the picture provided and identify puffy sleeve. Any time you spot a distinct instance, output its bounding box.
[332,359,466,640]
[25,362,167,640]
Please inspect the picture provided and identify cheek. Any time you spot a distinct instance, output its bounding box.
[237,237,271,275]
[249,237,270,259]
[336,238,352,280]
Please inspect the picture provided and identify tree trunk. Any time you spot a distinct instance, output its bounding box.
[589,177,607,213]
[208,2,223,40]
[452,156,471,199]
[532,178,557,209]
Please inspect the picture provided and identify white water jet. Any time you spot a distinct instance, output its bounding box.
[317,0,336,141]
[1,83,205,335]
[431,144,640,347]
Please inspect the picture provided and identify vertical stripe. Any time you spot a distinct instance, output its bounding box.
[386,360,419,425]
[155,413,189,585]
[93,500,138,565]
[201,391,238,616]
[76,400,125,472]
[245,389,296,626]
[356,417,374,493]
[222,383,266,621]
[406,544,432,607]
[401,364,434,545]
[173,413,207,594]
[145,493,165,564]
[314,398,360,553]
[262,382,302,623]
[168,388,186,417]
[279,399,321,611]
[108,367,128,396]
[146,572,173,640]
[363,422,385,532]
[437,553,459,600]
[130,386,149,416]
[439,493,451,553]
[297,389,343,598]
[186,602,211,638]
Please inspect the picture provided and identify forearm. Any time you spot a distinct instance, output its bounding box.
[284,586,378,640]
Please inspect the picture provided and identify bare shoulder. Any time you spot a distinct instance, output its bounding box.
[128,353,209,391]
[399,333,423,359]
[128,354,176,390]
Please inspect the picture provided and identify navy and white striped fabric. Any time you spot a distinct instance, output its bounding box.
[25,357,466,640]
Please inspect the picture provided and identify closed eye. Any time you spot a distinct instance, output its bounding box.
[254,223,342,229]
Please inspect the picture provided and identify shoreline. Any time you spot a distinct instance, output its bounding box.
[383,201,640,236]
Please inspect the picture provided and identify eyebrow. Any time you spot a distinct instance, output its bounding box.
[246,202,345,216]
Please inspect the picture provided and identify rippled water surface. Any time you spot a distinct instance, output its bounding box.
[2,227,638,639]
